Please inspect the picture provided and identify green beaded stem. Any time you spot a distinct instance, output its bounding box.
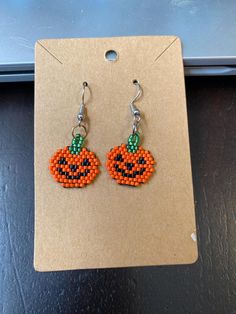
[127,132,140,153]
[69,134,85,154]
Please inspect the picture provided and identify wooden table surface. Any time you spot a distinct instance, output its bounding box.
[0,77,235,314]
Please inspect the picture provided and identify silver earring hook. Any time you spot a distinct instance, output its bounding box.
[130,80,142,134]
[77,81,88,123]
[130,80,142,105]
[81,81,88,104]
[72,81,88,138]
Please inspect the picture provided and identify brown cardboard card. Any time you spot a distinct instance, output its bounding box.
[34,36,198,271]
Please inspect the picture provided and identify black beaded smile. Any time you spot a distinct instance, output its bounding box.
[114,154,146,178]
[114,164,146,178]
[57,157,91,180]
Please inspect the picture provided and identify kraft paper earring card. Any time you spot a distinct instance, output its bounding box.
[34,36,198,271]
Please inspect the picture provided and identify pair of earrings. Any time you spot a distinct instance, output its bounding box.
[49,80,155,188]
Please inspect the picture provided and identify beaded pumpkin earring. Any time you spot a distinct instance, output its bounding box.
[106,80,155,186]
[49,82,100,188]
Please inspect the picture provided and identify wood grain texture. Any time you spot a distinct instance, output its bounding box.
[0,78,235,313]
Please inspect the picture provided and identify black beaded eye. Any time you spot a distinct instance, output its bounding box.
[138,157,146,164]
[115,154,124,162]
[81,158,90,166]
[58,157,67,165]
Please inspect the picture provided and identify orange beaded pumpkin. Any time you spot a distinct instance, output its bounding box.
[49,134,100,188]
[106,134,155,186]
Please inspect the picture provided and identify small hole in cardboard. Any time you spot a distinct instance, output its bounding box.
[105,50,118,62]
